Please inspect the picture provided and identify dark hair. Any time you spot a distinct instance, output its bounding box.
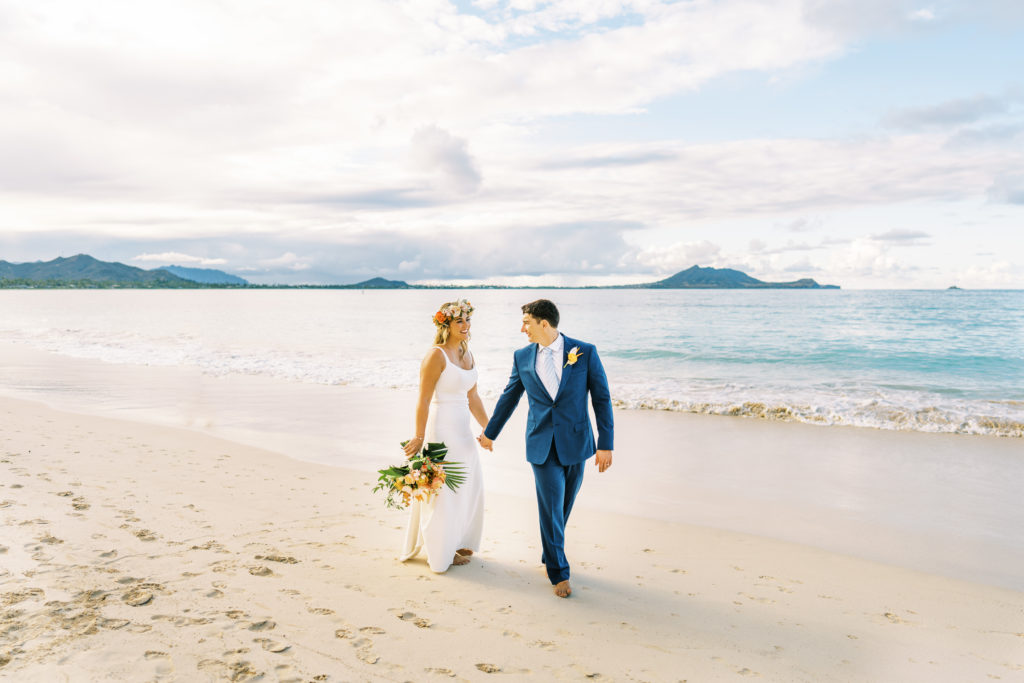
[521,299,559,328]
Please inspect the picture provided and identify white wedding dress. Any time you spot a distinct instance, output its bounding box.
[400,347,484,572]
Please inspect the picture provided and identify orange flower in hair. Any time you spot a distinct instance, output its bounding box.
[432,299,474,327]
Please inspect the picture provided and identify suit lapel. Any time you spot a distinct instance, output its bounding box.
[554,335,574,400]
[521,343,550,401]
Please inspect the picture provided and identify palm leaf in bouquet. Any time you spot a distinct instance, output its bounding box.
[372,440,466,508]
[419,441,467,491]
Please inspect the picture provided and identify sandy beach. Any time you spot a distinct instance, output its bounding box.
[2,392,1022,682]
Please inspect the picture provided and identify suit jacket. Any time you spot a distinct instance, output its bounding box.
[484,334,614,465]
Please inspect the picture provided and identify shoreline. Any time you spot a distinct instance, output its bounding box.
[1,342,1023,592]
[1,394,1022,680]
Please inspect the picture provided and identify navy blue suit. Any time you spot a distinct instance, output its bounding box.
[484,334,614,584]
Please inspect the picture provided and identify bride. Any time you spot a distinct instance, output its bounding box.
[399,299,487,572]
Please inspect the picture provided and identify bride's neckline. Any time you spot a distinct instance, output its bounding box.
[435,345,475,371]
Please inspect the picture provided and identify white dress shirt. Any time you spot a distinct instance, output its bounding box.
[536,333,564,397]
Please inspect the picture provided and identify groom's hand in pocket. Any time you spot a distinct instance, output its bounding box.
[595,450,612,472]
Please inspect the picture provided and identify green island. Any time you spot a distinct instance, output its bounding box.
[1,255,840,290]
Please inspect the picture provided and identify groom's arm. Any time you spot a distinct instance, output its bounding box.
[587,345,614,471]
[483,355,525,442]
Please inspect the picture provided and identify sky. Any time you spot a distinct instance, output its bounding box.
[0,0,1022,287]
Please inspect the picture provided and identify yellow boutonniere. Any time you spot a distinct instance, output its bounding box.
[564,346,582,368]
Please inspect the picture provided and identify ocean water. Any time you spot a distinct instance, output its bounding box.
[0,288,1021,437]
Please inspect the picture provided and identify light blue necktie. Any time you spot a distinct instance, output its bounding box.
[540,346,559,399]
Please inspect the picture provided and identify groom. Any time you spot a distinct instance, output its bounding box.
[479,299,614,598]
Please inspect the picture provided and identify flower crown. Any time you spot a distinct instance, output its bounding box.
[433,299,474,327]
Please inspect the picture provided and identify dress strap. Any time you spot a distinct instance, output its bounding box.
[432,346,450,366]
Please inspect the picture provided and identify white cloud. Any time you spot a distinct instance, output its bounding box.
[132,252,227,266]
[871,229,931,242]
[261,252,311,271]
[410,125,482,195]
[909,7,936,21]
[951,261,1022,288]
[636,240,722,273]
[885,94,1013,129]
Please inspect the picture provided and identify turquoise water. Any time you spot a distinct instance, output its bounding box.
[0,288,1021,436]
[577,289,1024,436]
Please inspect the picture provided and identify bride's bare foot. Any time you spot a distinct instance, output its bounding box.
[452,553,471,566]
[456,548,474,556]
[553,580,572,598]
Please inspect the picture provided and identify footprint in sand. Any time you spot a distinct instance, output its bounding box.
[882,611,914,625]
[248,565,274,577]
[307,607,334,615]
[425,667,456,677]
[248,619,276,631]
[395,611,432,628]
[2,588,45,606]
[255,554,299,564]
[122,590,153,607]
[349,635,380,664]
[255,638,290,653]
[531,640,557,651]
[55,491,74,497]
[143,650,174,675]
[71,497,90,511]
[198,659,264,681]
[133,529,158,542]
[98,617,130,630]
[476,663,502,673]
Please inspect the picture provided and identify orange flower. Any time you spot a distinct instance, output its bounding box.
[434,311,447,324]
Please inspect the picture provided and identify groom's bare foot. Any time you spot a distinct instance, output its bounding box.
[452,553,471,566]
[553,580,572,598]
[456,548,474,556]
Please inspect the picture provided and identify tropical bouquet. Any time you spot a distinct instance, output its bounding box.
[372,441,467,509]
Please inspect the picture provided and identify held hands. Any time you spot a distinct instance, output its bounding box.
[477,433,494,451]
[403,436,424,458]
[594,449,612,473]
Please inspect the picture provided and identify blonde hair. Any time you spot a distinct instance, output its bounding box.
[433,300,472,356]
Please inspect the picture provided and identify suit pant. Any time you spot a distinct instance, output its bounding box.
[531,442,585,585]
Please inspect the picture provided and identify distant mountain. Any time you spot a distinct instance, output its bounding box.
[1,255,839,290]
[0,254,194,286]
[157,265,248,285]
[636,265,839,289]
[348,277,410,289]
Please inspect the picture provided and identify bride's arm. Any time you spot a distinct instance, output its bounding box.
[467,384,489,430]
[403,348,445,457]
